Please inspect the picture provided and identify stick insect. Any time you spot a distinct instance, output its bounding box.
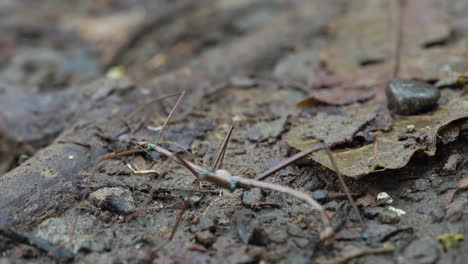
[70,90,364,256]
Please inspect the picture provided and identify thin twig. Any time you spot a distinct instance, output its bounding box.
[211,125,233,171]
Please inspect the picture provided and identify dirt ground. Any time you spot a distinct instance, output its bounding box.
[0,0,467,263]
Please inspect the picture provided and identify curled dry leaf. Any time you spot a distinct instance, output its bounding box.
[287,96,468,178]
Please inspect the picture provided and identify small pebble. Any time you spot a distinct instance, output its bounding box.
[195,230,215,246]
[287,224,304,237]
[443,153,463,172]
[404,193,425,202]
[190,195,202,207]
[364,207,380,219]
[293,238,310,249]
[89,187,136,215]
[376,192,393,205]
[413,179,429,192]
[437,181,457,194]
[242,188,263,207]
[191,215,215,232]
[268,229,288,243]
[324,201,339,212]
[445,196,466,222]
[312,190,329,203]
[378,208,400,224]
[386,79,440,115]
[430,207,446,223]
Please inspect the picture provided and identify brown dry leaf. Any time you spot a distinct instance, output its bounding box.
[287,104,379,147]
[287,96,468,178]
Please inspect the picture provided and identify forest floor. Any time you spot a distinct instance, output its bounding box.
[0,0,467,263]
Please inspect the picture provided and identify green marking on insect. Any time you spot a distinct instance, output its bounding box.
[229,179,239,190]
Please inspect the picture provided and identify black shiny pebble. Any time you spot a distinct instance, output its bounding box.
[386,79,440,115]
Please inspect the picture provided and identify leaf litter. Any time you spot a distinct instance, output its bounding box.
[287,95,468,178]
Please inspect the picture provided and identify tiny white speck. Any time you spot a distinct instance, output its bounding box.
[68,155,74,160]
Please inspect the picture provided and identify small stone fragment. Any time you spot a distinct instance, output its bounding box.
[190,195,202,207]
[378,208,400,224]
[293,238,310,249]
[445,196,466,222]
[233,212,263,245]
[287,224,304,237]
[242,188,263,207]
[269,229,288,243]
[386,79,440,115]
[376,192,393,205]
[191,215,215,232]
[443,153,463,172]
[413,179,429,192]
[195,230,216,246]
[89,187,136,215]
[312,190,329,203]
[404,193,425,202]
[364,207,380,219]
[324,201,339,212]
[430,207,446,223]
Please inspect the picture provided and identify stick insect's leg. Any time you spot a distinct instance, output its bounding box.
[255,144,326,181]
[150,154,202,254]
[211,125,233,172]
